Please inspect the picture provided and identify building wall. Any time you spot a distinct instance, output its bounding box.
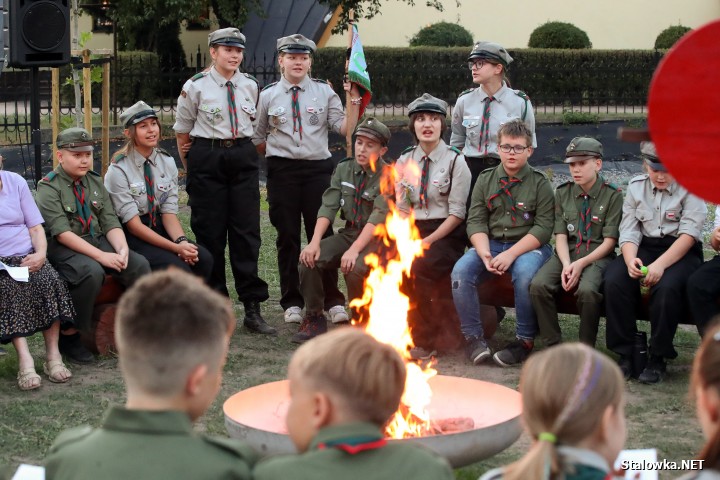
[322,0,720,49]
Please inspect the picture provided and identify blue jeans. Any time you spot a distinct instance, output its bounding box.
[451,240,552,341]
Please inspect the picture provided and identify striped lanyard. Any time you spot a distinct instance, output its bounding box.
[487,177,522,224]
[479,96,495,155]
[144,159,157,228]
[418,156,431,209]
[291,86,303,140]
[352,170,367,227]
[226,80,239,139]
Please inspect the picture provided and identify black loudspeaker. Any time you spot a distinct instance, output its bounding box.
[8,0,70,67]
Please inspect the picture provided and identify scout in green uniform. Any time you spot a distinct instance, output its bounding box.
[254,328,454,480]
[451,120,554,367]
[44,270,257,479]
[529,138,623,347]
[295,117,391,343]
[35,128,150,364]
[479,343,627,480]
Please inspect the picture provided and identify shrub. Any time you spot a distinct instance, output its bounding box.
[654,25,691,49]
[528,21,592,49]
[409,22,474,47]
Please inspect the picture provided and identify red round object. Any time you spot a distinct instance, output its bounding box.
[648,19,720,203]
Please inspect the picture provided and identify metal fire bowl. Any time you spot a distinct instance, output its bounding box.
[224,375,522,468]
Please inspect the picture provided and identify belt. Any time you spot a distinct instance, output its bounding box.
[192,137,251,148]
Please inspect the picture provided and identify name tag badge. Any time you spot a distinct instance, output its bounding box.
[592,215,600,222]
[268,106,285,116]
[241,105,257,115]
[462,116,480,128]
[666,211,676,220]
[199,104,222,114]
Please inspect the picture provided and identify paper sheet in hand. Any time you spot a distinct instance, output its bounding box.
[0,261,29,282]
[614,449,659,480]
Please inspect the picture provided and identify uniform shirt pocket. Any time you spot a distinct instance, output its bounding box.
[432,173,452,196]
[664,209,681,222]
[199,104,223,121]
[515,201,536,224]
[462,116,482,147]
[635,208,654,222]
[156,182,173,204]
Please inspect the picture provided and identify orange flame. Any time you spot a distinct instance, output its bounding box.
[350,159,437,438]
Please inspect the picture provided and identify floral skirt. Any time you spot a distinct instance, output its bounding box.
[0,255,76,344]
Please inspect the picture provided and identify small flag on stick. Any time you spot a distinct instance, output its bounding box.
[347,24,372,118]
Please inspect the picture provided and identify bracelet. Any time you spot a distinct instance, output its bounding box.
[350,97,362,105]
[174,236,189,244]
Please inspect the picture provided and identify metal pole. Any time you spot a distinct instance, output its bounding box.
[30,66,42,186]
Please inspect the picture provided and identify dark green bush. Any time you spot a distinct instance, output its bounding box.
[409,22,473,47]
[654,25,691,49]
[528,21,592,49]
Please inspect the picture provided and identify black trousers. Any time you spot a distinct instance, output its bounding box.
[266,156,344,311]
[604,236,702,359]
[186,138,269,302]
[124,215,213,283]
[465,156,500,215]
[687,255,720,335]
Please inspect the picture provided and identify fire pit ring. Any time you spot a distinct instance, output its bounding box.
[224,374,522,468]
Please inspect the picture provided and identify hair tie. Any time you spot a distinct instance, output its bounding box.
[538,432,557,443]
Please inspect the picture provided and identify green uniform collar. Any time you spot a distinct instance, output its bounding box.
[56,165,86,186]
[557,445,610,476]
[495,161,532,181]
[572,174,606,199]
[353,158,385,176]
[309,422,383,452]
[280,74,311,93]
[102,406,194,435]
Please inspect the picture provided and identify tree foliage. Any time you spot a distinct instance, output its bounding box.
[319,0,457,34]
[409,22,473,47]
[654,25,691,49]
[528,21,592,49]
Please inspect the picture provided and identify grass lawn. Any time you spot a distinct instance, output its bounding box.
[0,189,705,479]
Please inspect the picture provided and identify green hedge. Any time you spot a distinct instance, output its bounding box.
[313,47,664,106]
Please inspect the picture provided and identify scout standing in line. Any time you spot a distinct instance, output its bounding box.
[36,128,151,364]
[296,118,391,343]
[174,27,275,335]
[253,34,360,327]
[44,270,257,479]
[105,101,213,281]
[394,94,471,359]
[253,328,454,480]
[604,142,706,384]
[451,120,554,367]
[529,138,623,347]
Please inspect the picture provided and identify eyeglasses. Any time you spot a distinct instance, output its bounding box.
[467,60,487,70]
[498,144,530,154]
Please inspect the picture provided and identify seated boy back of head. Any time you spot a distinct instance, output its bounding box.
[44,269,257,479]
[254,328,454,480]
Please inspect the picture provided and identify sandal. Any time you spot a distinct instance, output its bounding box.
[43,359,72,383]
[17,367,41,391]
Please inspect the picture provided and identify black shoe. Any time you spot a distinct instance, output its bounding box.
[638,355,666,384]
[291,313,327,344]
[618,356,633,380]
[59,333,94,364]
[464,336,491,365]
[243,302,277,335]
[493,339,532,367]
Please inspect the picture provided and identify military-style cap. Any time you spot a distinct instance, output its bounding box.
[355,117,391,145]
[467,41,513,66]
[641,141,665,172]
[565,137,603,162]
[56,127,94,152]
[208,27,246,48]
[277,34,316,54]
[408,93,448,117]
[120,101,158,129]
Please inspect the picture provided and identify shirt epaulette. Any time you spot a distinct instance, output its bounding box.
[629,174,649,184]
[532,167,549,180]
[401,145,415,155]
[604,181,619,191]
[448,145,462,155]
[49,425,93,450]
[312,78,329,85]
[557,180,573,189]
[262,81,278,92]
[156,146,171,157]
[458,87,476,98]
[111,153,126,164]
[243,73,258,85]
[338,157,354,164]
[191,72,206,82]
[514,89,529,101]
[40,171,57,183]
[88,170,101,177]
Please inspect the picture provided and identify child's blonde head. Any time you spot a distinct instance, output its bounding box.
[504,343,625,480]
[291,328,406,426]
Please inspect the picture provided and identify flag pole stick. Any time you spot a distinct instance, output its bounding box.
[345,9,355,157]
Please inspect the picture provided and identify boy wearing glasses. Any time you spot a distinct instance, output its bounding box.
[529,138,622,348]
[451,120,553,367]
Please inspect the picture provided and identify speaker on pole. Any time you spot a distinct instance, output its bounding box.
[8,0,70,67]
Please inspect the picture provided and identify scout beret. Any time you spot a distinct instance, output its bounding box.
[467,41,513,66]
[408,93,448,117]
[565,137,603,162]
[641,141,665,172]
[56,127,94,152]
[120,101,158,128]
[355,117,391,145]
[277,34,316,54]
[209,27,246,48]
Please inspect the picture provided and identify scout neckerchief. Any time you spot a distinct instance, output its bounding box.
[226,81,239,139]
[144,158,157,228]
[418,155,431,209]
[487,176,522,224]
[574,183,606,254]
[72,179,95,237]
[352,169,367,227]
[317,435,387,454]
[479,96,495,155]
[290,86,303,140]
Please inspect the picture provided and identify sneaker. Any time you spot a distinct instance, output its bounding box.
[284,306,303,324]
[638,356,666,384]
[409,346,438,361]
[59,333,94,364]
[328,305,350,324]
[493,339,532,367]
[291,313,328,344]
[618,356,633,380]
[465,336,491,365]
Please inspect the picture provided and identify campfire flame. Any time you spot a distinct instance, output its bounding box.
[350,158,438,439]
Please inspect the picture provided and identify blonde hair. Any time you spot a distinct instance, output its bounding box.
[116,270,235,397]
[504,343,624,480]
[692,322,720,469]
[291,328,406,426]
